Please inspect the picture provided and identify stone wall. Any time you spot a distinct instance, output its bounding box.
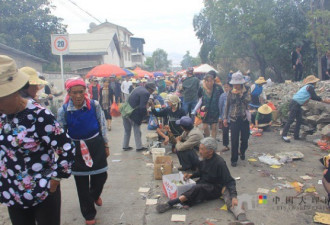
[265,80,330,136]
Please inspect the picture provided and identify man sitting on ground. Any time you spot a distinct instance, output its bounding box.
[156,137,254,225]
[174,116,203,171]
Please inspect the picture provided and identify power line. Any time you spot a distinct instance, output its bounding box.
[66,0,103,24]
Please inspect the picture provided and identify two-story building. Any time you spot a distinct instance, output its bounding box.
[130,37,145,67]
[64,21,134,72]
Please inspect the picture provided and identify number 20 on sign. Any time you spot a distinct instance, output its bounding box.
[51,34,69,55]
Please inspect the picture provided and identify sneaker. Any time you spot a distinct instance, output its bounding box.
[156,203,172,213]
[95,197,102,206]
[240,154,245,160]
[85,219,96,225]
[231,162,237,167]
[221,147,230,152]
[136,147,148,151]
[294,136,302,140]
[282,136,290,143]
[123,147,133,151]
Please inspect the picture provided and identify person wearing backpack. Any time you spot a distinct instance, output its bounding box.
[57,77,109,225]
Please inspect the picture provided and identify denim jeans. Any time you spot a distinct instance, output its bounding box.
[182,100,198,116]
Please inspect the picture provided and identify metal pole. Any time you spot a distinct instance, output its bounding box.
[60,54,65,91]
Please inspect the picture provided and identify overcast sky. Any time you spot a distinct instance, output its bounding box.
[52,0,204,63]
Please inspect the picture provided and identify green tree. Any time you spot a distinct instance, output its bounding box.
[144,56,154,71]
[0,0,66,62]
[151,48,171,71]
[180,51,201,69]
[193,11,217,64]
[307,1,330,78]
[194,0,312,82]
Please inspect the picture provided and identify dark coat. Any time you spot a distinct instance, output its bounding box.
[321,55,330,80]
[291,50,302,66]
[128,86,151,125]
[110,81,121,102]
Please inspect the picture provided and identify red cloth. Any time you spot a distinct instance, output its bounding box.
[64,77,91,110]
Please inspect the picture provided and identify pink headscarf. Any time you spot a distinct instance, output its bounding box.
[64,77,91,110]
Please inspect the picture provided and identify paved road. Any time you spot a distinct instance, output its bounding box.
[1,116,328,225]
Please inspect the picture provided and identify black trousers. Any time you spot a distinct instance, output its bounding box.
[294,64,303,81]
[282,100,302,138]
[222,122,230,147]
[7,186,61,225]
[176,149,199,170]
[230,118,250,163]
[74,172,108,220]
[182,183,222,206]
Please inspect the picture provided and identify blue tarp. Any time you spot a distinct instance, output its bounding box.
[153,72,164,77]
[123,68,134,76]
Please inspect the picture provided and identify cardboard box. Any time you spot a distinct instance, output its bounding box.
[162,173,196,199]
[151,148,165,162]
[154,156,173,180]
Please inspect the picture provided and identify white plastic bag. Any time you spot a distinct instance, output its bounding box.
[258,154,281,165]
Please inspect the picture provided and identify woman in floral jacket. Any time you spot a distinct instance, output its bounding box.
[0,55,75,225]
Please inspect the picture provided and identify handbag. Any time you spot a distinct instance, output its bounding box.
[119,102,134,118]
[147,114,158,130]
[119,89,136,118]
[110,102,121,117]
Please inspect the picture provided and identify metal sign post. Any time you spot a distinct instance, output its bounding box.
[60,54,64,89]
[51,34,69,90]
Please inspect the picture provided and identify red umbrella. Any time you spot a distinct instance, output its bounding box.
[134,67,154,78]
[86,64,127,78]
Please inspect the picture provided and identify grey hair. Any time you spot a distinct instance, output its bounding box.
[200,137,217,151]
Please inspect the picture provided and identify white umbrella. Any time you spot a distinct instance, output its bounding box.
[193,64,218,74]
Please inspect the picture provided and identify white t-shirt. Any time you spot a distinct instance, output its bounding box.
[121,80,132,94]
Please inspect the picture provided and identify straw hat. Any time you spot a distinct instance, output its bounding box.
[167,94,180,104]
[0,55,29,97]
[229,71,245,85]
[20,67,48,85]
[131,79,137,83]
[258,104,273,114]
[159,92,168,99]
[255,77,267,85]
[141,78,147,82]
[303,75,320,85]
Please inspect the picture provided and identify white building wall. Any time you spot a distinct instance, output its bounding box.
[103,47,121,65]
[91,26,132,68]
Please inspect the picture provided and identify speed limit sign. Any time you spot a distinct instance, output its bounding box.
[51,34,69,55]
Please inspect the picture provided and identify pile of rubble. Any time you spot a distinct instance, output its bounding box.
[264,80,330,137]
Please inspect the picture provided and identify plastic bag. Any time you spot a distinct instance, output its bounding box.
[258,154,281,165]
[110,102,121,117]
[148,115,158,130]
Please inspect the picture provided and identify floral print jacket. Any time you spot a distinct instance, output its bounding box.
[0,100,75,208]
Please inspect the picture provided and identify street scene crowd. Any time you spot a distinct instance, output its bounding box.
[0,53,330,225]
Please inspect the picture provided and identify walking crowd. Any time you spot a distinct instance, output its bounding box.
[0,54,330,225]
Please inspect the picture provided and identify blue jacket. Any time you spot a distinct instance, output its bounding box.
[293,84,312,105]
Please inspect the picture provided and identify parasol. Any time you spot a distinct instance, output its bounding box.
[86,64,126,78]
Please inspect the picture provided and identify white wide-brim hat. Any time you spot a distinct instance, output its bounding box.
[229,71,245,85]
